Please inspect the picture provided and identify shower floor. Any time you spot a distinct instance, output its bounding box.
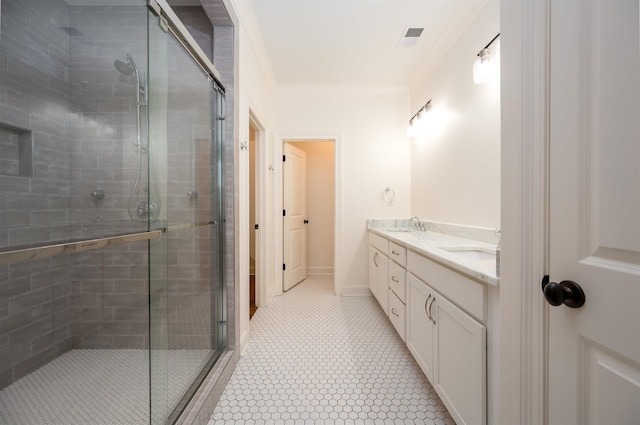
[0,348,213,425]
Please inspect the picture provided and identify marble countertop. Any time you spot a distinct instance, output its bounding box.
[367,219,499,287]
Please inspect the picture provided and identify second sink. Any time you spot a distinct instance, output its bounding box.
[439,246,496,262]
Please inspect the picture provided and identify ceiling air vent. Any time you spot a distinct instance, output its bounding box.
[397,27,424,48]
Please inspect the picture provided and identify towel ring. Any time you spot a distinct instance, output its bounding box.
[382,187,395,205]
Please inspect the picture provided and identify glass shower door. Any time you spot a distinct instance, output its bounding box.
[147,6,226,424]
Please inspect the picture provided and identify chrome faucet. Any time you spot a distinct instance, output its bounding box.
[410,216,425,232]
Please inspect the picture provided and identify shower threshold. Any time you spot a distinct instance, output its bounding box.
[0,348,213,425]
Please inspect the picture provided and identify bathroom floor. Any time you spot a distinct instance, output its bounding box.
[0,348,212,425]
[209,275,454,425]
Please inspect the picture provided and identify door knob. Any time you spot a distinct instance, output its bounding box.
[541,276,585,308]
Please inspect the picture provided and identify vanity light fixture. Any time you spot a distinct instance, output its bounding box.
[407,99,432,137]
[407,99,431,137]
[473,33,500,84]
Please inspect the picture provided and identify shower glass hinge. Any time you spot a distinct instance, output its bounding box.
[217,115,225,121]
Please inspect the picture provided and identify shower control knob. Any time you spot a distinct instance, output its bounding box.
[90,190,106,200]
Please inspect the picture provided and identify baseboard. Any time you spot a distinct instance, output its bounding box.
[307,266,334,276]
[340,286,372,297]
[240,328,250,355]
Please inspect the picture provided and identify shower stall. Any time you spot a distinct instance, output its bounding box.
[0,0,233,424]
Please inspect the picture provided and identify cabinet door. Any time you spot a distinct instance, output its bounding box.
[368,245,377,296]
[406,273,434,381]
[433,293,486,425]
[388,290,405,341]
[368,245,388,314]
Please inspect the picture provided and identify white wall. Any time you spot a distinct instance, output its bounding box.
[291,141,334,275]
[275,86,411,295]
[409,1,500,229]
[226,0,277,354]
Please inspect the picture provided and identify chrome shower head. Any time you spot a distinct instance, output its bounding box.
[114,54,137,76]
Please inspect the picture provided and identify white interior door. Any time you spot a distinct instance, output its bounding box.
[549,0,640,423]
[283,143,307,291]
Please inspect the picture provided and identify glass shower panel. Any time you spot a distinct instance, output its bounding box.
[0,1,153,424]
[147,8,226,424]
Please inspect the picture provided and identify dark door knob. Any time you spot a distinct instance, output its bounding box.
[542,277,585,308]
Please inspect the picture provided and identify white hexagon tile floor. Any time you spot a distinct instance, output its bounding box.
[209,275,455,425]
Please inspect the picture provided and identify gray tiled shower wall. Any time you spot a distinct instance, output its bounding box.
[0,0,75,390]
[1,1,229,390]
[67,5,149,352]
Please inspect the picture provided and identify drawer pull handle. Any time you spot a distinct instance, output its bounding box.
[391,250,400,255]
[391,308,399,317]
[425,294,432,320]
[428,296,437,325]
[391,276,399,283]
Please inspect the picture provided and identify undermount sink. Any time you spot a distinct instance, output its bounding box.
[440,246,496,262]
[384,228,414,233]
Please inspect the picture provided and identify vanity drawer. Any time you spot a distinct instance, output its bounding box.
[389,241,406,266]
[388,291,405,341]
[408,251,487,323]
[388,261,406,303]
[369,232,388,255]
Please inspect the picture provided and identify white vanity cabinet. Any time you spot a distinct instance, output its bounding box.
[407,267,487,425]
[369,232,408,339]
[368,223,498,425]
[368,233,389,315]
[433,288,486,425]
[387,242,407,340]
[406,273,436,381]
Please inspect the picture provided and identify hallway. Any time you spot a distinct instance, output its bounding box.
[209,276,454,424]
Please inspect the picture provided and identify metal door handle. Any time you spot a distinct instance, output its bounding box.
[542,276,585,308]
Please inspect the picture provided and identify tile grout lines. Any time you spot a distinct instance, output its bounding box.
[209,275,455,425]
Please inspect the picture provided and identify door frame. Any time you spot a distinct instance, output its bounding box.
[499,0,549,424]
[248,109,269,309]
[274,135,341,296]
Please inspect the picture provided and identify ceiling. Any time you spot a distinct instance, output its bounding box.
[249,0,470,85]
[64,0,477,86]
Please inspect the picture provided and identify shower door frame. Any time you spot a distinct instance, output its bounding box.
[147,0,230,423]
[147,0,224,86]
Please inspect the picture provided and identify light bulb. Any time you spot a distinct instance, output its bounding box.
[473,48,495,84]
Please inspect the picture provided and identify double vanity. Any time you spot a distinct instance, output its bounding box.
[367,219,500,425]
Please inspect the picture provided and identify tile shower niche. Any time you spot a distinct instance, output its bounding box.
[0,122,33,178]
